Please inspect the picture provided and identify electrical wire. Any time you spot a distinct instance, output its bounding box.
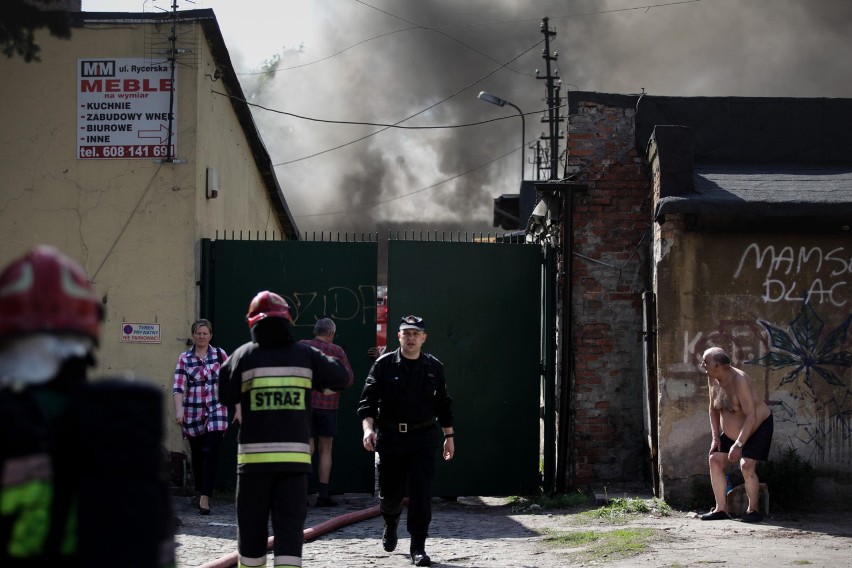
[264,38,544,166]
[434,0,703,28]
[91,162,164,281]
[238,27,420,74]
[297,143,522,218]
[212,90,561,129]
[235,0,702,75]
[354,0,538,78]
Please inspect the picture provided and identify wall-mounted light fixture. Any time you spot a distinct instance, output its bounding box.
[206,167,219,199]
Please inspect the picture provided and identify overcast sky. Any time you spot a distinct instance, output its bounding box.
[81,0,852,236]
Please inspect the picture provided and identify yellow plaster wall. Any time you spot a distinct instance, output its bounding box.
[0,18,287,455]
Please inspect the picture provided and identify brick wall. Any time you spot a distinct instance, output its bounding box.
[562,94,652,485]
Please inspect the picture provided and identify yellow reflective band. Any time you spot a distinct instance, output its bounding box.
[237,452,312,465]
[241,376,311,392]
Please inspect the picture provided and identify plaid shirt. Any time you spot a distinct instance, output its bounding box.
[301,338,354,410]
[173,346,229,437]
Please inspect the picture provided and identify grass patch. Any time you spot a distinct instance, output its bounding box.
[543,527,656,561]
[583,496,672,521]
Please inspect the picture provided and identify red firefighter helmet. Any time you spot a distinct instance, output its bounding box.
[0,245,103,341]
[246,290,291,329]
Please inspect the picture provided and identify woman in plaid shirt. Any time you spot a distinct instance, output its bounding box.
[173,318,229,515]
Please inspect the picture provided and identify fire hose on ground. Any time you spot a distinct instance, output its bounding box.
[197,499,407,568]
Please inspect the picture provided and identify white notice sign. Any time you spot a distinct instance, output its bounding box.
[77,58,177,159]
[121,323,161,344]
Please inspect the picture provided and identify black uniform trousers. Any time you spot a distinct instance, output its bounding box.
[236,471,308,564]
[377,445,436,543]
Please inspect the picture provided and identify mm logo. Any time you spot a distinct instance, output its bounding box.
[81,60,115,77]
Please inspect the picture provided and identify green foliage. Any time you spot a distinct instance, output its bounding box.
[1,0,71,62]
[251,44,305,96]
[543,527,656,561]
[757,447,816,511]
[583,497,671,521]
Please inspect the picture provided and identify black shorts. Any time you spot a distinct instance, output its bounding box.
[311,408,339,438]
[719,414,773,461]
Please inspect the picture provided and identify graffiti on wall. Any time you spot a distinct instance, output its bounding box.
[734,243,850,306]
[753,302,851,392]
[748,301,852,464]
[683,241,852,468]
[684,305,851,467]
[281,285,378,328]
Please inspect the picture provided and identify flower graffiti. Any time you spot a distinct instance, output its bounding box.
[752,302,851,394]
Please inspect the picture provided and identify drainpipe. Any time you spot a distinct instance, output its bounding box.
[542,244,556,495]
[555,189,574,492]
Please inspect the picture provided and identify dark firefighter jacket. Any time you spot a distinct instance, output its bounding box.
[0,375,174,567]
[219,339,350,474]
[357,348,453,455]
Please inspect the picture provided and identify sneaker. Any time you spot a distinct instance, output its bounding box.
[315,496,338,507]
[410,550,431,566]
[699,510,730,521]
[741,510,764,523]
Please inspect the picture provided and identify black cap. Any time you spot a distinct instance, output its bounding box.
[399,315,425,331]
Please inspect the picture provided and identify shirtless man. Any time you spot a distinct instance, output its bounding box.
[700,347,773,523]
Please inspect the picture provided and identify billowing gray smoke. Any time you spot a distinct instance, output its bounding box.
[238,0,852,237]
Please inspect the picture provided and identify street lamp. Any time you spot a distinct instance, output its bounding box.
[478,90,525,180]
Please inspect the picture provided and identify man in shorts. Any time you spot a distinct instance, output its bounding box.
[700,347,773,523]
[302,318,354,506]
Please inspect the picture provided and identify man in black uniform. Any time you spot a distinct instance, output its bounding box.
[358,315,455,567]
[219,291,350,568]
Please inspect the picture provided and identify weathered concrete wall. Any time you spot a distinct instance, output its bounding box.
[655,224,852,504]
[565,93,651,485]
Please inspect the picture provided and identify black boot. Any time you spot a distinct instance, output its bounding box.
[410,549,431,566]
[410,536,431,566]
[382,517,399,552]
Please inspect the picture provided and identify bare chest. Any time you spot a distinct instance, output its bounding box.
[712,383,739,413]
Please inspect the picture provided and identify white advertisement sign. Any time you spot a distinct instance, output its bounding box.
[77,58,176,159]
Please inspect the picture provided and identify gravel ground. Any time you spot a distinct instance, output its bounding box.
[172,490,852,568]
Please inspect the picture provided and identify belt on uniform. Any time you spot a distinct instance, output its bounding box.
[383,419,435,433]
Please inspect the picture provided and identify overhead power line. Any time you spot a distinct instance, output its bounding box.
[212,90,561,130]
[236,0,702,75]
[297,142,523,218]
[264,38,544,166]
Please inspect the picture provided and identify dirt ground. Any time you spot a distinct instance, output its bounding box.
[501,498,852,567]
[175,490,852,567]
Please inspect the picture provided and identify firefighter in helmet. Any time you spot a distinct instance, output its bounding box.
[219,290,351,568]
[0,245,175,566]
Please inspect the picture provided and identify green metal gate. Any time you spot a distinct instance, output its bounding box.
[387,238,542,496]
[201,237,378,493]
[202,234,543,496]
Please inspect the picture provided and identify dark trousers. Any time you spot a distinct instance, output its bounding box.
[187,430,224,497]
[377,446,436,543]
[236,471,308,561]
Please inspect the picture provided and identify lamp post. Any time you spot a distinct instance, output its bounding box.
[478,90,525,181]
